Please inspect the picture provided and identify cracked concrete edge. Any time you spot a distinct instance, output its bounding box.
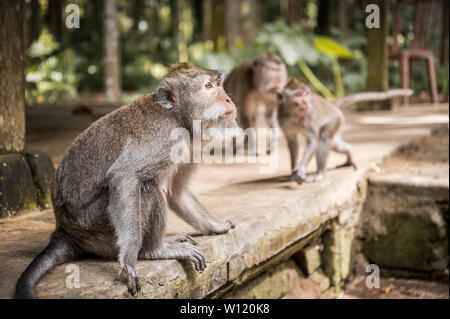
[35,126,441,299]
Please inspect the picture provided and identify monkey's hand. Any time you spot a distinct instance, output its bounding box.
[205,220,235,235]
[144,238,207,272]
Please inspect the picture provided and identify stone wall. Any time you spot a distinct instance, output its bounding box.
[0,151,54,218]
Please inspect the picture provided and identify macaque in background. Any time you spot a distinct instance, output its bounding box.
[224,52,288,153]
[278,78,412,184]
[16,63,239,298]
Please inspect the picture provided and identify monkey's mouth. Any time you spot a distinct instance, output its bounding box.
[220,111,235,120]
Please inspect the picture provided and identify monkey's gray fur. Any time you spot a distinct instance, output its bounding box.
[15,63,239,298]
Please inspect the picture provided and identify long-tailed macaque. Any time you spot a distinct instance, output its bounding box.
[224,52,288,151]
[278,78,412,183]
[15,63,239,298]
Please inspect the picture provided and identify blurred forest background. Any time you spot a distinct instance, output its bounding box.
[22,0,449,105]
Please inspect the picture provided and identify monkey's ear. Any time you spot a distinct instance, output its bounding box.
[154,81,177,110]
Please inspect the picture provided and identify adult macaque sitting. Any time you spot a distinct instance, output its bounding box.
[16,63,240,298]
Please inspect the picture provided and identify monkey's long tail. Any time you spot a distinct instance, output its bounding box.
[333,89,413,108]
[15,229,79,299]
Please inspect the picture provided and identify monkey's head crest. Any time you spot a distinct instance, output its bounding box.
[167,63,204,78]
[154,63,224,110]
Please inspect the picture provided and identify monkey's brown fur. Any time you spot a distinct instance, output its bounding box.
[278,78,356,184]
[16,63,239,298]
[224,52,287,150]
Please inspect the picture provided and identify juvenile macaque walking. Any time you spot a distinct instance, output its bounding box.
[278,78,412,184]
[224,52,288,152]
[15,64,239,298]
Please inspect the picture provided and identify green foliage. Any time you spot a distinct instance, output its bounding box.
[26,30,80,103]
[193,20,365,99]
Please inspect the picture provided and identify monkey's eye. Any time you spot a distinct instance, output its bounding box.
[205,82,213,89]
[216,82,221,87]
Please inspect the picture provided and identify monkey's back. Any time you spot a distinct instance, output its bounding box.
[311,94,344,136]
[52,94,177,230]
[224,61,255,126]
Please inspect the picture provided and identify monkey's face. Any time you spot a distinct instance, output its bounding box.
[279,86,312,118]
[154,70,239,134]
[197,75,237,122]
[253,58,288,94]
[188,73,241,140]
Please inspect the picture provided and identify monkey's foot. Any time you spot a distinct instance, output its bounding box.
[305,173,324,183]
[166,234,197,245]
[289,172,306,184]
[118,264,141,296]
[206,220,235,235]
[145,240,207,271]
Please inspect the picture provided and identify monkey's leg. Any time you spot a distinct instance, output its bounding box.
[139,182,206,271]
[266,109,280,154]
[107,174,143,296]
[285,134,300,178]
[292,132,317,183]
[244,111,258,156]
[306,129,330,183]
[168,164,235,235]
[331,135,357,170]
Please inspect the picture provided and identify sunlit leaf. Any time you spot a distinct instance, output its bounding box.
[313,37,352,59]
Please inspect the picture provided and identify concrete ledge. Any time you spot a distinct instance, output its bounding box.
[0,105,447,298]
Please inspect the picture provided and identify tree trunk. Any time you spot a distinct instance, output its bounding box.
[365,0,391,110]
[192,0,203,42]
[211,0,225,51]
[241,0,260,44]
[170,0,188,62]
[441,0,449,64]
[104,0,121,103]
[316,0,330,35]
[202,0,213,41]
[130,0,145,33]
[46,0,64,44]
[30,0,41,42]
[225,0,242,50]
[0,0,25,153]
[170,0,180,60]
[338,0,349,33]
[281,0,302,26]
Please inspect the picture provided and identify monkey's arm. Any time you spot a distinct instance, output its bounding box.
[168,164,235,235]
[284,131,300,171]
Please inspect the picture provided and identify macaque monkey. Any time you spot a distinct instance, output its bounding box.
[224,52,288,152]
[16,63,239,298]
[278,78,413,184]
[278,78,356,184]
